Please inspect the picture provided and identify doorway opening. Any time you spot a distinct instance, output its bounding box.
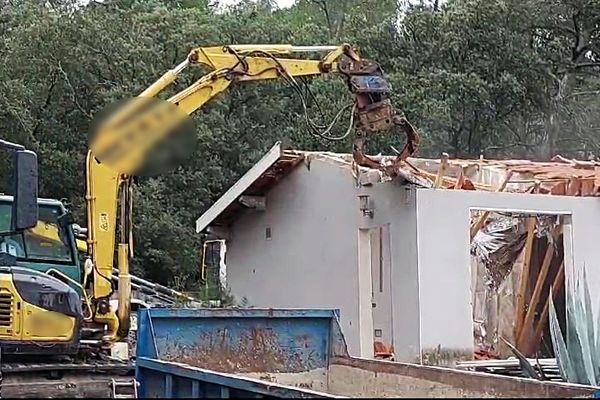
[358,225,394,360]
[469,210,569,359]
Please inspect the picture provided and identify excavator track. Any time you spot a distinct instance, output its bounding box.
[0,356,135,398]
[1,358,133,373]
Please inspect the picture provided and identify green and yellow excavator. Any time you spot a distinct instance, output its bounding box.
[0,139,83,355]
[0,43,418,364]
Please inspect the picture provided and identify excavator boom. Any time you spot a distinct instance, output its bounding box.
[86,43,420,345]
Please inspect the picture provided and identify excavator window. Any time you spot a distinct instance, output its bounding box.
[0,202,74,263]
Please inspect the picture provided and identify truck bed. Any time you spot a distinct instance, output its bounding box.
[135,308,600,398]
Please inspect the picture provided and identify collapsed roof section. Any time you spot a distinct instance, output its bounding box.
[194,143,434,233]
[196,142,600,233]
[408,154,600,196]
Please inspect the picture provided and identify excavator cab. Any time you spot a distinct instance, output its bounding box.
[0,140,83,355]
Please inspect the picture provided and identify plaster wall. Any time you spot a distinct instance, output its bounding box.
[224,159,420,360]
[414,189,600,362]
[225,159,364,355]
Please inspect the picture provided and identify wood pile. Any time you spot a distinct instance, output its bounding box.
[403,153,600,196]
[456,358,563,382]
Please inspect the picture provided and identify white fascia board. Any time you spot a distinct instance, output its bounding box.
[195,141,282,233]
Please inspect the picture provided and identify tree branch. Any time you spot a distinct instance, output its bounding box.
[572,11,581,61]
[30,70,59,146]
[573,62,600,69]
[56,61,93,120]
[566,90,600,99]
[484,142,538,152]
[310,0,333,38]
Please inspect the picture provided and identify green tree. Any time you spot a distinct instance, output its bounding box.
[0,0,598,295]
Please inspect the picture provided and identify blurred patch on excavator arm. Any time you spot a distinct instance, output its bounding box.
[89,97,195,176]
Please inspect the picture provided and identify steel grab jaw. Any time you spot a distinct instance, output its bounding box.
[340,57,421,173]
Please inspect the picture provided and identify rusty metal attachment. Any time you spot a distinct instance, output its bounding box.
[352,114,420,174]
[339,56,421,175]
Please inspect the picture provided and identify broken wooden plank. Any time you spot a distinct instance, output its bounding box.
[238,195,266,210]
[433,153,450,189]
[580,178,595,196]
[533,179,541,194]
[551,154,598,168]
[517,225,562,353]
[532,260,565,354]
[550,181,567,195]
[566,177,581,196]
[454,166,465,189]
[416,169,493,191]
[469,170,514,241]
[550,154,576,165]
[514,216,537,342]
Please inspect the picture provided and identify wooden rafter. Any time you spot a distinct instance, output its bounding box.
[517,225,563,353]
[514,216,537,342]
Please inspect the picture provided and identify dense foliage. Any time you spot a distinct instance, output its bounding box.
[0,0,598,292]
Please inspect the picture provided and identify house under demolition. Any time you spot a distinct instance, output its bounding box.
[195,142,600,366]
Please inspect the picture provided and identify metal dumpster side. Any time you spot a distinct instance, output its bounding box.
[133,307,600,398]
[135,308,348,398]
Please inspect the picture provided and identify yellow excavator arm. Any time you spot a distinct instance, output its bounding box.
[86,43,420,344]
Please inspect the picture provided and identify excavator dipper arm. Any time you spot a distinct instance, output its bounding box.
[87,43,419,344]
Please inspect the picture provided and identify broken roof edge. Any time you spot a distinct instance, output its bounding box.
[195,146,437,234]
[196,141,284,234]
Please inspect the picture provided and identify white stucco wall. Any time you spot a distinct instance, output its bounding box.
[217,156,600,364]
[414,189,600,358]
[224,159,420,359]
[225,159,364,355]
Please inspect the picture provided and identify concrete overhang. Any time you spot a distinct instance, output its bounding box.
[195,142,305,234]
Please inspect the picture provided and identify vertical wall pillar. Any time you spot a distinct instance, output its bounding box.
[358,229,375,358]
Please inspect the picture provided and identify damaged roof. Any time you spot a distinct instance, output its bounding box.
[195,142,304,233]
[409,154,600,195]
[196,143,600,233]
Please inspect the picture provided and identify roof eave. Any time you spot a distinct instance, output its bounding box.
[195,142,283,234]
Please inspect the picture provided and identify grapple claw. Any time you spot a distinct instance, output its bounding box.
[391,115,420,162]
[351,114,421,176]
[340,55,420,174]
